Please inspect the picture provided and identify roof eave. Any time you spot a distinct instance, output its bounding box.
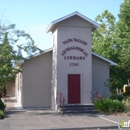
[45,11,100,33]
[22,48,117,66]
[92,52,117,66]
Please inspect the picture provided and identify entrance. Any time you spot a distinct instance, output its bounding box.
[68,74,80,104]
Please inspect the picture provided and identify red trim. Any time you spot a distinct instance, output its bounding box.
[57,91,65,110]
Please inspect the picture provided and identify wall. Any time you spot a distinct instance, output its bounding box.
[51,30,58,109]
[22,51,52,108]
[15,71,22,105]
[6,81,15,96]
[92,55,110,98]
[52,16,93,108]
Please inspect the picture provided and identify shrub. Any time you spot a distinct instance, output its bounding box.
[0,85,6,95]
[94,98,125,114]
[122,96,130,112]
[0,110,4,119]
[0,99,6,111]
[123,92,130,98]
[125,87,130,94]
[110,94,124,101]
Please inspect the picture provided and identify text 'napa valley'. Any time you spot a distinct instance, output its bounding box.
[61,38,88,60]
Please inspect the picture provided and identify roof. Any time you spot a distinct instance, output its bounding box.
[92,52,117,66]
[45,11,100,33]
[27,48,117,66]
[26,48,52,59]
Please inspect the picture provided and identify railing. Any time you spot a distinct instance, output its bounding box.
[57,91,65,110]
[91,91,102,101]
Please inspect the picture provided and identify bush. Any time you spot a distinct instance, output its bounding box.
[0,98,5,119]
[0,99,6,111]
[0,85,6,95]
[110,94,124,101]
[125,87,130,94]
[122,96,130,112]
[0,110,4,119]
[94,98,125,114]
[123,92,130,97]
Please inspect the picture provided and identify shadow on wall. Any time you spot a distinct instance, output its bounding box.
[6,81,15,97]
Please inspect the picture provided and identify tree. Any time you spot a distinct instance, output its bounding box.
[0,24,43,92]
[92,0,130,93]
[92,10,120,92]
[117,0,130,70]
[111,0,130,89]
[92,10,117,62]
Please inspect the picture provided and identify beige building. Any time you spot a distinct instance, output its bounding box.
[14,12,117,109]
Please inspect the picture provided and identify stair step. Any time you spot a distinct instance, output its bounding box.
[63,109,96,112]
[61,105,94,108]
[63,110,98,114]
[62,107,95,110]
[59,104,97,114]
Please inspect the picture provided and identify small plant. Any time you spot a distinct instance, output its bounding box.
[94,98,125,114]
[0,99,6,111]
[122,96,130,112]
[0,110,4,119]
[0,97,6,119]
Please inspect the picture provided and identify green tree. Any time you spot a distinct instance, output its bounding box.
[92,10,120,92]
[92,10,117,62]
[117,0,130,70]
[92,1,130,93]
[111,0,130,89]
[0,24,43,92]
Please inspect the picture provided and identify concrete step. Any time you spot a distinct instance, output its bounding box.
[60,104,98,114]
[63,109,98,114]
[63,104,94,108]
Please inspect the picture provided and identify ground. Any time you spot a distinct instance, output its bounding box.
[0,97,130,130]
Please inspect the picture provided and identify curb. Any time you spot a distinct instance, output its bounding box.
[29,125,118,130]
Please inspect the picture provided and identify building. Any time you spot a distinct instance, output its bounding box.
[15,12,117,110]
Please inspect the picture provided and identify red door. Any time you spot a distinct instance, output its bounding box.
[68,74,80,104]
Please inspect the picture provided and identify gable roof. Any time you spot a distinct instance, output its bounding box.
[27,48,117,66]
[45,11,100,33]
[92,52,117,66]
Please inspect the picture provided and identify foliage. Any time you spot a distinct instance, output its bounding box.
[0,96,6,119]
[92,0,130,92]
[0,23,43,90]
[94,98,125,113]
[110,94,124,101]
[0,98,6,111]
[0,110,4,119]
[92,10,117,61]
[0,86,6,94]
[125,87,130,94]
[122,96,130,112]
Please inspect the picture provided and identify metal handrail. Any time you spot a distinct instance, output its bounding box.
[91,91,102,101]
[57,91,65,110]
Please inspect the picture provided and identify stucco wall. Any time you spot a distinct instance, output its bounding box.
[51,30,58,109]
[92,55,110,98]
[6,81,15,96]
[22,51,52,108]
[52,15,93,107]
[15,67,22,105]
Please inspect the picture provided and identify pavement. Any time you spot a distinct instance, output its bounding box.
[0,97,130,130]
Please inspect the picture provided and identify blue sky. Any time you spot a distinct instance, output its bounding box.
[0,0,123,50]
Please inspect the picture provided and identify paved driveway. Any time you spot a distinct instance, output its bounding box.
[1,109,129,130]
[1,97,130,130]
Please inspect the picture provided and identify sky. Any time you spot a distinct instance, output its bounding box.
[0,0,124,51]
